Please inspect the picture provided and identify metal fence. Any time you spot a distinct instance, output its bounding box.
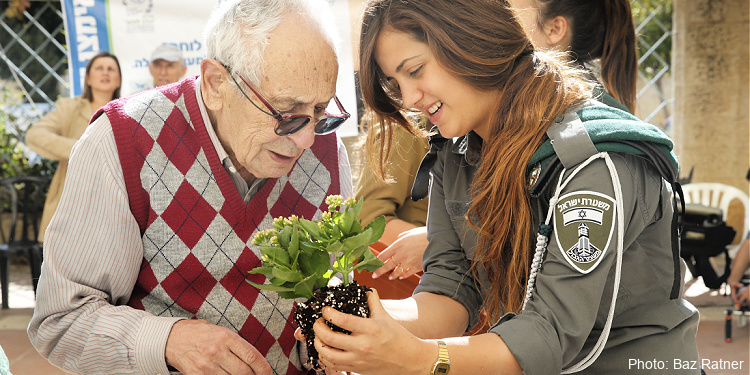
[632,0,674,130]
[0,0,674,141]
[1,0,66,141]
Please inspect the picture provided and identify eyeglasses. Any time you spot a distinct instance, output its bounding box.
[222,64,350,136]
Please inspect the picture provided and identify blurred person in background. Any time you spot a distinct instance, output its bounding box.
[25,51,121,242]
[148,43,187,87]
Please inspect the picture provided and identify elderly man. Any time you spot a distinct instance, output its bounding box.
[149,44,187,87]
[28,0,352,374]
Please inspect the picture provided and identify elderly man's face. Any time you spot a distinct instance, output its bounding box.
[150,59,187,87]
[214,13,338,181]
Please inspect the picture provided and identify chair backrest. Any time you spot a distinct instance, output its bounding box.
[681,182,750,242]
[0,176,51,245]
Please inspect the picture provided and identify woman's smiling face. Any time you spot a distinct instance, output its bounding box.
[373,28,501,139]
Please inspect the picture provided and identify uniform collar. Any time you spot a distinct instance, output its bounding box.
[453,131,483,166]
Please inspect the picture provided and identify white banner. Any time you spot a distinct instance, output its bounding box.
[62,0,358,137]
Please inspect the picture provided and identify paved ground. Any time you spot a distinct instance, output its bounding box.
[1,262,748,374]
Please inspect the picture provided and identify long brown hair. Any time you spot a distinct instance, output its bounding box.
[82,51,122,102]
[360,0,592,322]
[536,0,637,112]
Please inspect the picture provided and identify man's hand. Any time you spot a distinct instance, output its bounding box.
[166,319,272,375]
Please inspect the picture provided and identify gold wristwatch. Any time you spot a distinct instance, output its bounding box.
[431,340,451,374]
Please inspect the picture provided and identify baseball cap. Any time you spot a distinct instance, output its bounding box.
[150,44,183,63]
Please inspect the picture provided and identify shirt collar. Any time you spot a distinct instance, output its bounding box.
[195,78,230,164]
[453,131,483,166]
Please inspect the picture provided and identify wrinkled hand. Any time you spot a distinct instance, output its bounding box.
[311,289,430,374]
[730,281,750,306]
[372,227,428,280]
[166,319,272,375]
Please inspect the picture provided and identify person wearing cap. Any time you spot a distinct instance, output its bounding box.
[149,43,187,87]
[28,0,353,374]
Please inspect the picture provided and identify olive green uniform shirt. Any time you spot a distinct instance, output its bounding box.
[414,104,700,374]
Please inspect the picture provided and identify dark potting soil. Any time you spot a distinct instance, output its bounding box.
[294,281,371,370]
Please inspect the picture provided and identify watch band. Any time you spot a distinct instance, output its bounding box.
[431,340,451,375]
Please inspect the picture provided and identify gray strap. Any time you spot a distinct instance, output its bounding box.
[546,112,598,169]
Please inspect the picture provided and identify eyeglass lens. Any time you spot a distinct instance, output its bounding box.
[276,116,346,136]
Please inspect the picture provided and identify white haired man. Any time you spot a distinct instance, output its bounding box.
[28,0,352,374]
[149,44,187,87]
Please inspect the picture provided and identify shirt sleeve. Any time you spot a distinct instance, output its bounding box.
[27,113,184,375]
[490,153,654,374]
[24,97,84,162]
[355,126,429,226]
[412,143,484,330]
[337,135,354,199]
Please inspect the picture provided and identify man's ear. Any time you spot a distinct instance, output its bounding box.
[542,15,571,49]
[201,59,226,111]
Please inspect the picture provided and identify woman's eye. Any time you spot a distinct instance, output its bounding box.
[409,65,423,77]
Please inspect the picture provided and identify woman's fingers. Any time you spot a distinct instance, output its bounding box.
[372,254,398,279]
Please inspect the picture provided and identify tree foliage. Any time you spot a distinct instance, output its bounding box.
[1,0,67,103]
[631,0,673,79]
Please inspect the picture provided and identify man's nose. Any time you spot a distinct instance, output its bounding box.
[286,120,316,150]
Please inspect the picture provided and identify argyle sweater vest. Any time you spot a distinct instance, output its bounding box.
[102,77,340,375]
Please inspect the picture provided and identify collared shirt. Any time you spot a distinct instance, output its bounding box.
[27,76,353,375]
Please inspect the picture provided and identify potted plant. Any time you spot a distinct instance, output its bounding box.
[248,195,385,369]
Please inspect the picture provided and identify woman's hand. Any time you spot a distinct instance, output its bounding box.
[730,281,750,306]
[311,289,434,375]
[372,227,428,280]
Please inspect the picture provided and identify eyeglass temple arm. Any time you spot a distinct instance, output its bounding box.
[221,63,280,119]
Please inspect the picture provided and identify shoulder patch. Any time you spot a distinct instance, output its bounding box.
[553,191,616,274]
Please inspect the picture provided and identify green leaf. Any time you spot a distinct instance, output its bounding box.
[300,240,321,254]
[293,274,318,300]
[278,225,292,250]
[349,220,362,234]
[327,240,344,255]
[268,276,287,286]
[288,226,300,264]
[247,280,295,293]
[271,267,303,283]
[316,273,331,288]
[340,203,358,235]
[299,249,330,277]
[259,245,291,268]
[341,229,374,258]
[298,218,321,238]
[247,266,274,275]
[364,216,386,244]
[349,245,369,261]
[354,249,385,272]
[277,291,301,299]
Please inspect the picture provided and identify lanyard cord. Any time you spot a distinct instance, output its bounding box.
[521,152,626,374]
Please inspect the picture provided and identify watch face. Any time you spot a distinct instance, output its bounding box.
[435,363,450,374]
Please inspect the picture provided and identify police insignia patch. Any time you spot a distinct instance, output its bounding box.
[553,191,616,274]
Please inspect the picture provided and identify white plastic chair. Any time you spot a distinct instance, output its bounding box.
[681,182,749,258]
